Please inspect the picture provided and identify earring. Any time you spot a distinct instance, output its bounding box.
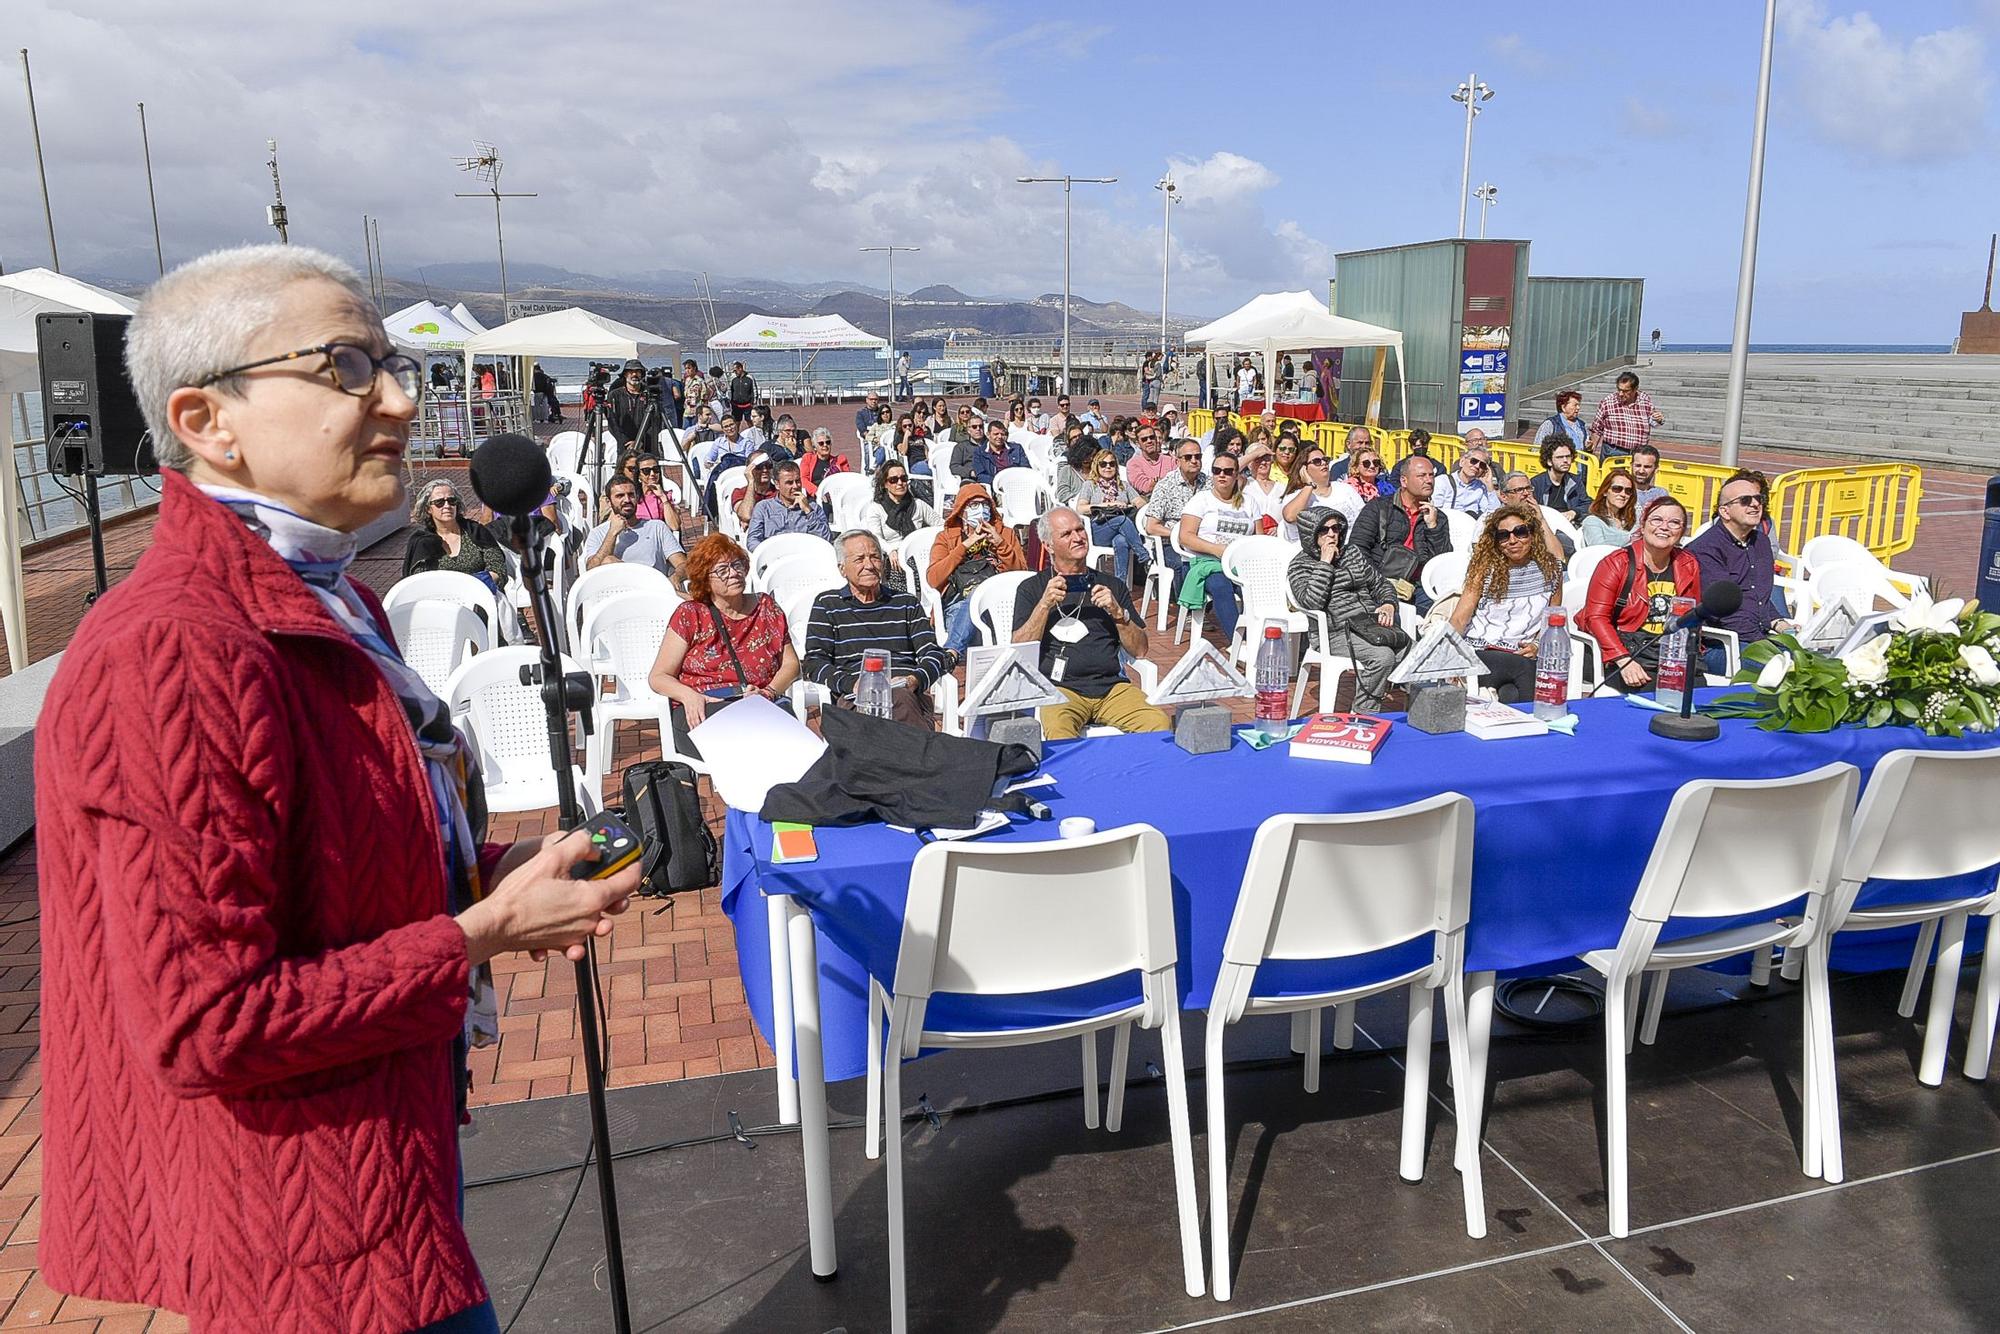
[224,451,237,461]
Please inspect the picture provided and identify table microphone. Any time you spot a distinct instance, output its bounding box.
[1589,579,1742,700]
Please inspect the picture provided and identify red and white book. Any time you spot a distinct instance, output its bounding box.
[1288,713,1393,764]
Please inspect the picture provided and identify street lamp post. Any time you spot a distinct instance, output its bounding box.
[860,244,920,401]
[1017,173,1117,397]
[1155,171,1179,363]
[1451,74,1494,239]
[1719,0,1778,469]
[1473,182,1499,239]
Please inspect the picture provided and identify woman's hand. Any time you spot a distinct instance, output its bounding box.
[459,829,638,966]
[1618,658,1651,688]
[681,693,710,727]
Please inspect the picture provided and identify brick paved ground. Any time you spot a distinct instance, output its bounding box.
[0,392,1992,1326]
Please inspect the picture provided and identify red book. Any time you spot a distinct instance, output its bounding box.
[1288,712,1393,764]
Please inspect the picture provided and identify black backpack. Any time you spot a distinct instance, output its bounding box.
[619,760,719,897]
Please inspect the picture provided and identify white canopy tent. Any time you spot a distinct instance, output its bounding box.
[0,270,141,671]
[704,313,885,352]
[1183,291,1407,427]
[462,306,678,362]
[449,302,488,334]
[384,300,481,352]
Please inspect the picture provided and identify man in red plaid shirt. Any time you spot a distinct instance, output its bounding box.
[1586,370,1666,457]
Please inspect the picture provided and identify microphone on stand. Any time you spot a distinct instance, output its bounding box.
[1590,579,1742,701]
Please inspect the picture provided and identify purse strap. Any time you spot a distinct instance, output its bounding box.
[707,600,753,689]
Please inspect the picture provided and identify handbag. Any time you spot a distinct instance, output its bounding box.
[668,602,755,755]
[1344,613,1411,653]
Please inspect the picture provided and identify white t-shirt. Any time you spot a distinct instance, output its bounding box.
[1181,489,1260,549]
[1236,366,1256,397]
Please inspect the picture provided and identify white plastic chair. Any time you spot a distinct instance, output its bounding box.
[1442,507,1480,552]
[897,526,947,638]
[546,430,585,475]
[550,468,594,527]
[969,569,1038,647]
[1169,526,1204,645]
[445,646,599,815]
[1575,763,1857,1236]
[1205,796,1484,1300]
[712,465,750,541]
[991,466,1048,530]
[759,559,844,631]
[1139,532,1176,632]
[819,472,873,530]
[386,599,488,699]
[1809,559,1912,615]
[1798,534,1928,599]
[565,562,677,652]
[1538,504,1580,547]
[383,569,501,632]
[1566,543,1621,587]
[867,825,1205,1331]
[1802,749,2000,1186]
[748,533,838,589]
[579,591,693,789]
[1419,548,1472,605]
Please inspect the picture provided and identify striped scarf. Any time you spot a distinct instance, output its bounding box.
[199,486,498,1050]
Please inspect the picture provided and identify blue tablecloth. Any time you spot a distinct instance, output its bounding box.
[723,693,2000,1082]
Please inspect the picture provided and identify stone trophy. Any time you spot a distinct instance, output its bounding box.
[959,642,1066,762]
[1148,640,1253,754]
[1387,621,1486,734]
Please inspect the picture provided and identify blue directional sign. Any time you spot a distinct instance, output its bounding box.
[1460,349,1508,375]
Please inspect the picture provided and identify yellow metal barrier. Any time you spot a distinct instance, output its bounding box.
[1770,464,1923,562]
[1595,455,1743,521]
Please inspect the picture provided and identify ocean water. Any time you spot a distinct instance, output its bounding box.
[1660,344,1952,354]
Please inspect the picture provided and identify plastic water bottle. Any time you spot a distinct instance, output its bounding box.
[1533,609,1571,721]
[855,653,894,719]
[1254,625,1291,739]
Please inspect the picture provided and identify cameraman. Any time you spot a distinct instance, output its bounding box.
[607,359,658,448]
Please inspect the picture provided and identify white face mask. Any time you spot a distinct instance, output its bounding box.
[1050,615,1088,644]
[965,502,992,526]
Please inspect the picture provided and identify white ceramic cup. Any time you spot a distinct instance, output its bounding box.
[1059,816,1096,839]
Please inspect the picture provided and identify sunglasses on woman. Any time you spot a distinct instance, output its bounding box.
[429,496,458,509]
[884,473,908,485]
[1495,525,1534,541]
[1607,484,1633,496]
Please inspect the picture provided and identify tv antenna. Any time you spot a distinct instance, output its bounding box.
[265,139,289,243]
[455,141,536,312]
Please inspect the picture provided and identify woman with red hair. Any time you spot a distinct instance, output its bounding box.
[1577,495,1702,693]
[648,534,799,751]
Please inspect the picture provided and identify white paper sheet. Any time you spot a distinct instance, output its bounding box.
[689,693,828,813]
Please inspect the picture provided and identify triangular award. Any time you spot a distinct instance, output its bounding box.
[961,642,1066,720]
[1796,595,1863,655]
[1148,640,1252,706]
[1388,621,1485,686]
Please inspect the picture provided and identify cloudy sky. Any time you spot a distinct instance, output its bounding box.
[3,1,1995,340]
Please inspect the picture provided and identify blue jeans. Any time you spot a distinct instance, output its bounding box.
[1701,643,1729,679]
[413,1298,499,1333]
[1091,514,1144,584]
[943,598,975,654]
[1204,569,1239,642]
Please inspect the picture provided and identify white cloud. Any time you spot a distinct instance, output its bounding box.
[0,1,1318,314]
[1488,33,1553,74]
[1779,2,1993,161]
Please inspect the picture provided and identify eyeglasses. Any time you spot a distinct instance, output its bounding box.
[1723,494,1765,509]
[885,474,909,485]
[1304,456,1329,469]
[1495,525,1535,541]
[638,465,660,476]
[1211,465,1239,476]
[714,560,749,576]
[1606,485,1634,496]
[429,496,458,509]
[1464,457,1489,471]
[1098,461,1118,469]
[195,341,423,400]
[1355,458,1382,470]
[1177,452,1202,462]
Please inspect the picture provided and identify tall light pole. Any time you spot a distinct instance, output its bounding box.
[1719,0,1778,469]
[265,139,289,243]
[859,244,920,399]
[1017,172,1117,396]
[1473,182,1499,239]
[1155,171,1179,361]
[137,103,164,276]
[455,142,536,314]
[1451,74,1494,239]
[20,49,60,271]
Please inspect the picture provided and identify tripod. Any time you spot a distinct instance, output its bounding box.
[502,510,633,1333]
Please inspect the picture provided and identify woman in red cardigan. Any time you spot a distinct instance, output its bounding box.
[33,245,639,1333]
[1577,495,1703,693]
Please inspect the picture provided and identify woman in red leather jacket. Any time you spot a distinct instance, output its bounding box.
[1577,495,1702,693]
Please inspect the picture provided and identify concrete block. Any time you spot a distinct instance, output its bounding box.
[1406,682,1467,735]
[988,714,1044,763]
[1173,702,1234,754]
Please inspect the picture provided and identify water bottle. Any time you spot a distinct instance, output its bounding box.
[855,652,894,719]
[1655,597,1694,714]
[1254,625,1291,738]
[1533,609,1571,721]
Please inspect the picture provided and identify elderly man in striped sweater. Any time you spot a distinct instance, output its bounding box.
[803,529,955,727]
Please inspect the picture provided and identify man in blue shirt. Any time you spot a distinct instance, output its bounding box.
[952,418,1029,485]
[854,391,883,446]
[745,459,832,549]
[1685,470,1795,672]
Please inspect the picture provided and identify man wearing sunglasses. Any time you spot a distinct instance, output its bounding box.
[1124,425,1172,499]
[1685,469,1795,658]
[1142,440,1209,599]
[1434,440,1502,518]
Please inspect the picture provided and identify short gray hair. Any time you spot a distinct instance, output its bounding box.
[1500,471,1532,491]
[1037,504,1085,545]
[837,528,883,564]
[811,426,833,443]
[126,244,372,471]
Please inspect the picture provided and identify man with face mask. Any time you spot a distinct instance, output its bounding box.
[926,483,1027,654]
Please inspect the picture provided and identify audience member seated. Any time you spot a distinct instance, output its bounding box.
[1326,425,1373,482]
[805,530,954,726]
[1628,444,1668,510]
[1270,434,1299,487]
[860,461,938,591]
[1124,423,1173,498]
[1068,447,1147,584]
[952,419,1029,485]
[863,404,897,471]
[1053,424,1101,500]
[1175,449,1258,642]
[767,415,802,463]
[1287,508,1403,712]
[1277,442,1341,538]
[1142,440,1208,599]
[1010,509,1169,738]
[928,483,1027,654]
[646,535,799,756]
[730,453,776,528]
[1352,454,1452,613]
[1448,505,1563,703]
[584,475,686,585]
[1578,496,1702,694]
[632,452,684,529]
[1685,469,1795,667]
[854,391,885,446]
[1497,471,1572,560]
[403,480,509,592]
[799,427,851,499]
[746,459,833,550]
[691,411,743,480]
[1434,440,1501,517]
[1532,437,1591,522]
[1388,427,1433,486]
[1580,467,1639,547]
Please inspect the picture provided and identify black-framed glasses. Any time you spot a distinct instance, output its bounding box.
[195,341,422,400]
[1724,494,1765,508]
[1211,465,1239,476]
[1606,484,1634,495]
[1177,452,1202,462]
[638,465,661,476]
[1464,457,1489,471]
[1355,458,1382,470]
[885,473,909,485]
[429,495,458,509]
[1495,525,1535,541]
[1304,456,1329,469]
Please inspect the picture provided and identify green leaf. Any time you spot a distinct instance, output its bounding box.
[1867,700,1893,727]
[1894,697,1920,720]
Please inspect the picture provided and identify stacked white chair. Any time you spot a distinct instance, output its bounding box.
[445,646,599,815]
[565,563,677,654]
[866,826,1204,1331]
[819,472,874,531]
[580,591,690,788]
[1575,763,1856,1236]
[386,600,488,698]
[1205,796,1485,1300]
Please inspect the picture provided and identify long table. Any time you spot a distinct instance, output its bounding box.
[720,693,2000,1276]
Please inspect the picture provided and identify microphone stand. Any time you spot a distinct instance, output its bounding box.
[503,511,634,1334]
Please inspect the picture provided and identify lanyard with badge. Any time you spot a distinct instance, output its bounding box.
[1047,573,1091,683]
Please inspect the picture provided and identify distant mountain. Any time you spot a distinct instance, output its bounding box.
[907,284,973,302]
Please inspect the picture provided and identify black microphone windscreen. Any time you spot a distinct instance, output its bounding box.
[1703,579,1744,619]
[469,434,552,515]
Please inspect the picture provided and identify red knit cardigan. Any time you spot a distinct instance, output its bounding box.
[34,471,503,1332]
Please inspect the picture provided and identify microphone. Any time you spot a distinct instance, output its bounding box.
[1670,579,1742,632]
[469,433,552,516]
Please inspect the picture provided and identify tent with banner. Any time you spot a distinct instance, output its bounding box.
[384,299,480,352]
[705,313,885,352]
[0,269,141,672]
[461,307,678,461]
[1183,291,1407,426]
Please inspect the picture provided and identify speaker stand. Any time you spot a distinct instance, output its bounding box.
[82,473,109,604]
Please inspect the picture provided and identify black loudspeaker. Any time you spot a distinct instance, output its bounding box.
[36,312,154,477]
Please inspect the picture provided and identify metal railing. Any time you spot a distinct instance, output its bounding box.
[10,396,155,542]
[945,334,1165,362]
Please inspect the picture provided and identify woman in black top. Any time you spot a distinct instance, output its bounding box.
[402,480,510,593]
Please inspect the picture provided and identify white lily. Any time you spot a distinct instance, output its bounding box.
[1840,633,1891,685]
[1756,651,1794,689]
[1889,592,1965,636]
[1961,644,2000,688]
